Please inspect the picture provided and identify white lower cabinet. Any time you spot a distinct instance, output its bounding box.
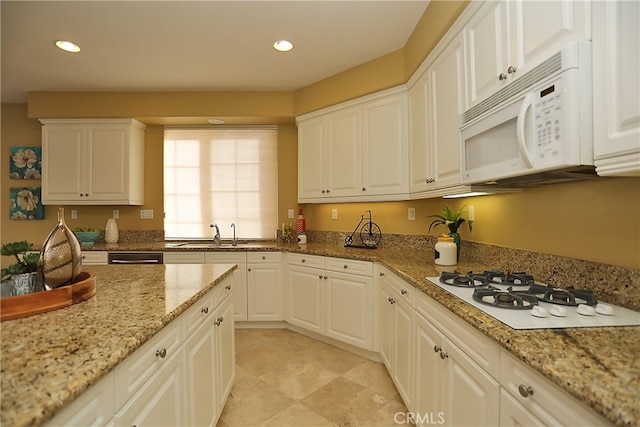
[286,253,374,351]
[214,294,236,410]
[377,265,414,407]
[81,251,108,265]
[205,252,248,321]
[246,252,283,321]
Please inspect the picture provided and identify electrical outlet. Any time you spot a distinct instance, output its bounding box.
[71,209,78,219]
[408,207,416,221]
[288,209,294,219]
[113,209,119,219]
[468,205,475,222]
[140,209,154,219]
[331,209,338,220]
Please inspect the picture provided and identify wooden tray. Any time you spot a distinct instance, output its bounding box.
[0,272,96,322]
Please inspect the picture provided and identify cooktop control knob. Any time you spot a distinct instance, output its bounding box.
[577,304,596,316]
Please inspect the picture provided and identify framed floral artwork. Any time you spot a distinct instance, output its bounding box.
[9,146,42,179]
[9,187,44,220]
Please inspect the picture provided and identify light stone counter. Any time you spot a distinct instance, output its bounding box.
[0,263,237,427]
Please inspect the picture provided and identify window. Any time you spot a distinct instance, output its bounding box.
[163,127,278,240]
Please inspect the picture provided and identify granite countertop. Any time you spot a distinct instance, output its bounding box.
[0,263,237,427]
[3,242,639,426]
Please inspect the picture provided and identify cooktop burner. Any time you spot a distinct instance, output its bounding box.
[527,283,597,307]
[439,271,488,288]
[472,286,538,310]
[485,271,535,287]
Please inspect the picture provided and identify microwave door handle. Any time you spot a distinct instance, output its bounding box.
[517,93,535,168]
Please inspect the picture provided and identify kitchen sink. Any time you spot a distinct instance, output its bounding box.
[166,242,275,249]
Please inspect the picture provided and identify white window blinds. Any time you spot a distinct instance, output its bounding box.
[163,127,278,240]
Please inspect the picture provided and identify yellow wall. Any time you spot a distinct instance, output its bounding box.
[2,1,640,270]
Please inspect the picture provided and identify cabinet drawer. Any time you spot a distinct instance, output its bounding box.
[287,253,325,269]
[246,251,282,263]
[499,349,608,426]
[375,264,414,305]
[115,319,182,410]
[81,251,108,265]
[182,288,216,338]
[204,252,247,264]
[415,290,499,380]
[212,274,235,307]
[325,257,373,276]
[163,252,205,264]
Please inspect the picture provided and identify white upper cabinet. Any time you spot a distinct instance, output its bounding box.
[41,119,145,205]
[463,0,590,110]
[297,88,409,203]
[362,94,409,197]
[592,0,640,176]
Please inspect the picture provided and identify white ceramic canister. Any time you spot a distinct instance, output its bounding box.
[434,234,457,266]
[105,218,119,244]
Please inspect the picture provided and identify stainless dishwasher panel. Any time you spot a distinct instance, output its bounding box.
[108,252,164,264]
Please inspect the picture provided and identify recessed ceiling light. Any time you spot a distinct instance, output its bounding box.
[55,40,81,53]
[273,40,293,52]
[208,118,225,124]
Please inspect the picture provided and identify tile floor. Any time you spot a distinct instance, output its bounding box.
[217,328,411,427]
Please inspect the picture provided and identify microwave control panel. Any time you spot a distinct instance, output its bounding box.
[533,83,563,162]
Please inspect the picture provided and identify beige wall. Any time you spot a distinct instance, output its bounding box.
[2,1,639,270]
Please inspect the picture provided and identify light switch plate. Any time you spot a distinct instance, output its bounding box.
[112,209,119,219]
[71,209,78,219]
[331,209,338,220]
[288,209,294,219]
[408,208,416,221]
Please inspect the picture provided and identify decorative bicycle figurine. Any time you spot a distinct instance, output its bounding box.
[345,210,382,249]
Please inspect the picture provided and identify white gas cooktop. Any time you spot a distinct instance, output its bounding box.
[426,276,640,330]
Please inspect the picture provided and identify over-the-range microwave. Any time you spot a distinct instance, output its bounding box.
[460,41,594,186]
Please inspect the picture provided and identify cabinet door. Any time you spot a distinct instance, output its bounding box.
[499,389,543,427]
[297,117,326,200]
[326,106,362,197]
[443,340,499,427]
[247,263,282,321]
[86,125,129,201]
[409,71,433,193]
[511,0,589,79]
[163,252,205,264]
[427,33,465,190]
[593,0,640,175]
[362,93,409,197]
[287,265,324,333]
[464,1,509,109]
[414,314,446,427]
[214,294,235,410]
[325,271,373,350]
[115,350,185,427]
[392,297,414,408]
[183,313,217,427]
[42,125,85,203]
[378,284,395,370]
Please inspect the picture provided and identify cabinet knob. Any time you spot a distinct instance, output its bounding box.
[388,297,396,304]
[155,348,167,358]
[518,384,534,398]
[225,284,232,291]
[362,187,366,192]
[326,189,330,193]
[201,307,209,314]
[440,351,449,360]
[215,316,224,326]
[262,255,266,260]
[401,289,408,295]
[248,268,252,272]
[322,190,326,194]
[324,275,328,280]
[379,272,385,277]
[507,65,517,74]
[343,264,348,269]
[498,73,508,81]
[301,258,306,262]
[319,275,324,279]
[433,345,441,353]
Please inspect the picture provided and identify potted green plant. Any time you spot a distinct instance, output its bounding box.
[427,204,473,258]
[1,241,42,296]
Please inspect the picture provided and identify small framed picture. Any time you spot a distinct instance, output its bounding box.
[9,146,42,180]
[9,187,44,220]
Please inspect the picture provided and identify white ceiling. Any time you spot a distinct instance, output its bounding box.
[1,1,430,104]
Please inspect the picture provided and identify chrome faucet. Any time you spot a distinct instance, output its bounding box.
[230,223,237,246]
[210,223,221,246]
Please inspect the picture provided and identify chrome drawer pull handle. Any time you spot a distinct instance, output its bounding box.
[518,385,534,398]
[201,307,209,314]
[401,289,408,295]
[388,297,395,304]
[156,348,167,358]
[433,345,441,353]
[440,351,448,360]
